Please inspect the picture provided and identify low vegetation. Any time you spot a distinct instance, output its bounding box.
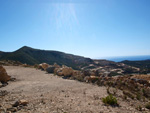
[102,94,118,106]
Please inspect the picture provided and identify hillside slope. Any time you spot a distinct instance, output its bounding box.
[0,46,93,69]
[121,60,150,69]
[121,60,150,73]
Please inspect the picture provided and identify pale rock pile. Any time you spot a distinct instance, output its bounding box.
[37,63,112,83]
[37,63,74,78]
[37,63,102,82]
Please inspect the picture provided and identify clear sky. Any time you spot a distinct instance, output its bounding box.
[0,0,150,58]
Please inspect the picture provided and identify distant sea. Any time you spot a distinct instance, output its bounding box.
[103,55,150,62]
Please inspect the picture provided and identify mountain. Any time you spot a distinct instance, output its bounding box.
[0,46,93,69]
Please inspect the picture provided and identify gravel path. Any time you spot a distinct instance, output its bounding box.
[0,66,140,113]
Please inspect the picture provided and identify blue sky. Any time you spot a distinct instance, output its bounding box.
[0,0,150,58]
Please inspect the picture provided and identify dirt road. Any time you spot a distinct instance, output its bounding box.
[0,66,140,113]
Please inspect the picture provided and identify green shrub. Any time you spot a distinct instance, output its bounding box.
[102,94,118,106]
[136,93,142,100]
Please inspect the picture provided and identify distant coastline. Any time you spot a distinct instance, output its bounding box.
[101,55,150,62]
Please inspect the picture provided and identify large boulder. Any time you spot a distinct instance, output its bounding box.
[38,63,49,71]
[54,66,73,77]
[38,64,43,70]
[62,67,73,77]
[0,66,11,84]
[46,66,55,73]
[54,68,63,76]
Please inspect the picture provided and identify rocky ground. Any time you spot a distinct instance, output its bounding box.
[0,66,148,113]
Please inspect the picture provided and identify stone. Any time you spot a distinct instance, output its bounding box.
[13,100,28,107]
[62,67,73,77]
[38,64,43,70]
[84,76,90,83]
[19,99,28,106]
[41,63,49,71]
[7,107,17,112]
[54,68,63,76]
[0,90,9,96]
[46,66,55,73]
[53,63,60,68]
[54,66,73,77]
[38,63,49,71]
[0,66,11,84]
[72,70,81,76]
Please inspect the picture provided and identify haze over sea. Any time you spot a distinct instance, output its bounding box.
[102,55,150,62]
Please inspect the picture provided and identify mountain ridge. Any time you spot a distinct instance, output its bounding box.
[0,46,94,69]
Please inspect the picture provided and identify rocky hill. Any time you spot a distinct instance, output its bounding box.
[121,60,150,69]
[121,60,150,74]
[0,46,93,69]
